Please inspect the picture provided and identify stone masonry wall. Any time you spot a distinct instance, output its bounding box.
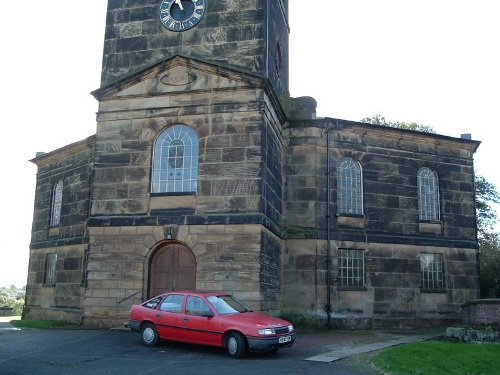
[83,223,265,328]
[282,119,480,327]
[91,75,270,222]
[285,120,478,244]
[26,138,94,322]
[30,137,94,248]
[461,299,500,326]
[282,239,479,326]
[24,244,87,323]
[102,0,289,99]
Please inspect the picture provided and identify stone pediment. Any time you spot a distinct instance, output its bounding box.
[91,55,268,101]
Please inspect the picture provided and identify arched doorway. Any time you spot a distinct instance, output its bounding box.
[148,243,196,298]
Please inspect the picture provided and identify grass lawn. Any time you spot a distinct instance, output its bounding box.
[373,341,500,375]
[9,319,79,329]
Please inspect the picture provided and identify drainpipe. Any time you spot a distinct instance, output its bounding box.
[324,122,338,328]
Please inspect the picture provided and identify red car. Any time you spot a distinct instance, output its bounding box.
[129,291,296,358]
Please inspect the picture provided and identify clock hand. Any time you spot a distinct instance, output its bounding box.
[174,0,184,11]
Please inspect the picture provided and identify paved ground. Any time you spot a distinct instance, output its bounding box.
[301,330,438,362]
[0,317,443,375]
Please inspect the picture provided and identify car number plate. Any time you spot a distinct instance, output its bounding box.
[279,336,291,344]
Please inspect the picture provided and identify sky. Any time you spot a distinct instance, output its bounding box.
[1,0,499,288]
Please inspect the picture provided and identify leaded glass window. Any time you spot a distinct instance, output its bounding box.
[418,168,440,221]
[420,253,444,290]
[50,180,63,226]
[151,125,199,193]
[45,253,57,285]
[337,157,363,215]
[338,249,365,287]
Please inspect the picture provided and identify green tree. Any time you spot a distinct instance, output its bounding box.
[12,298,24,316]
[479,232,500,297]
[475,174,500,238]
[0,290,9,306]
[361,114,436,133]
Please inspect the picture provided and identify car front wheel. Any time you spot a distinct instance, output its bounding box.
[141,323,159,347]
[226,332,247,358]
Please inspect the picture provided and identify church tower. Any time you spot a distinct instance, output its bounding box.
[101,0,289,101]
[75,0,292,326]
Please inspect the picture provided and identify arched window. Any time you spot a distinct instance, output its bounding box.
[418,167,440,221]
[50,180,63,226]
[151,125,199,194]
[337,157,363,215]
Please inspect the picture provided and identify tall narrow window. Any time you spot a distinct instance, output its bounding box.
[338,249,365,287]
[151,125,199,194]
[337,157,363,215]
[50,180,63,226]
[44,253,57,285]
[420,253,444,290]
[418,168,440,221]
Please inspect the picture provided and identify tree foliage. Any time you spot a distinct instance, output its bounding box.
[479,232,500,297]
[0,286,25,315]
[475,174,500,238]
[361,114,436,134]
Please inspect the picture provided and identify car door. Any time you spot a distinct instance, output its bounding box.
[179,295,221,346]
[154,293,185,339]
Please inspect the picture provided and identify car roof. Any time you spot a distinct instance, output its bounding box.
[160,291,231,297]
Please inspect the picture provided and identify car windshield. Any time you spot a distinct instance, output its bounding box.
[206,295,251,315]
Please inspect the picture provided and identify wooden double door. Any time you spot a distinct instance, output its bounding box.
[149,244,196,298]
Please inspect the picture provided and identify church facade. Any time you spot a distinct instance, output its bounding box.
[25,0,481,329]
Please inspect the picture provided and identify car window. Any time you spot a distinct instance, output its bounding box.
[144,297,162,309]
[185,296,212,316]
[159,294,184,313]
[207,295,250,315]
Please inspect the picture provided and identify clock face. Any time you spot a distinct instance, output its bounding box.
[159,0,206,31]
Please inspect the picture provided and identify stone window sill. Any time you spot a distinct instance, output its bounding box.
[337,286,367,292]
[420,288,446,293]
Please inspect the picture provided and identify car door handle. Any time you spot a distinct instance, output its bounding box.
[156,314,161,318]
[183,317,189,321]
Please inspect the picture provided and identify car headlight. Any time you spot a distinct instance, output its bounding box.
[288,325,294,332]
[259,328,275,335]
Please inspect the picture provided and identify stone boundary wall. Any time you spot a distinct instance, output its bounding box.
[461,299,500,326]
[446,327,500,343]
[0,307,13,317]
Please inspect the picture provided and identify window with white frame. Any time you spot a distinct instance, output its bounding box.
[417,167,440,221]
[151,125,199,194]
[420,253,444,290]
[50,180,63,226]
[338,249,365,287]
[44,253,57,285]
[337,157,363,215]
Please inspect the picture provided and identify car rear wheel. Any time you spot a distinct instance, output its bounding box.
[226,332,247,358]
[141,323,159,347]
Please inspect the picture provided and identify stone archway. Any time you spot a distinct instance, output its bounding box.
[148,243,196,298]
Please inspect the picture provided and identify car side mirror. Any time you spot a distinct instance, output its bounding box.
[201,311,214,318]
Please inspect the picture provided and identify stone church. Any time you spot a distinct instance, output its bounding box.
[25,0,481,329]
